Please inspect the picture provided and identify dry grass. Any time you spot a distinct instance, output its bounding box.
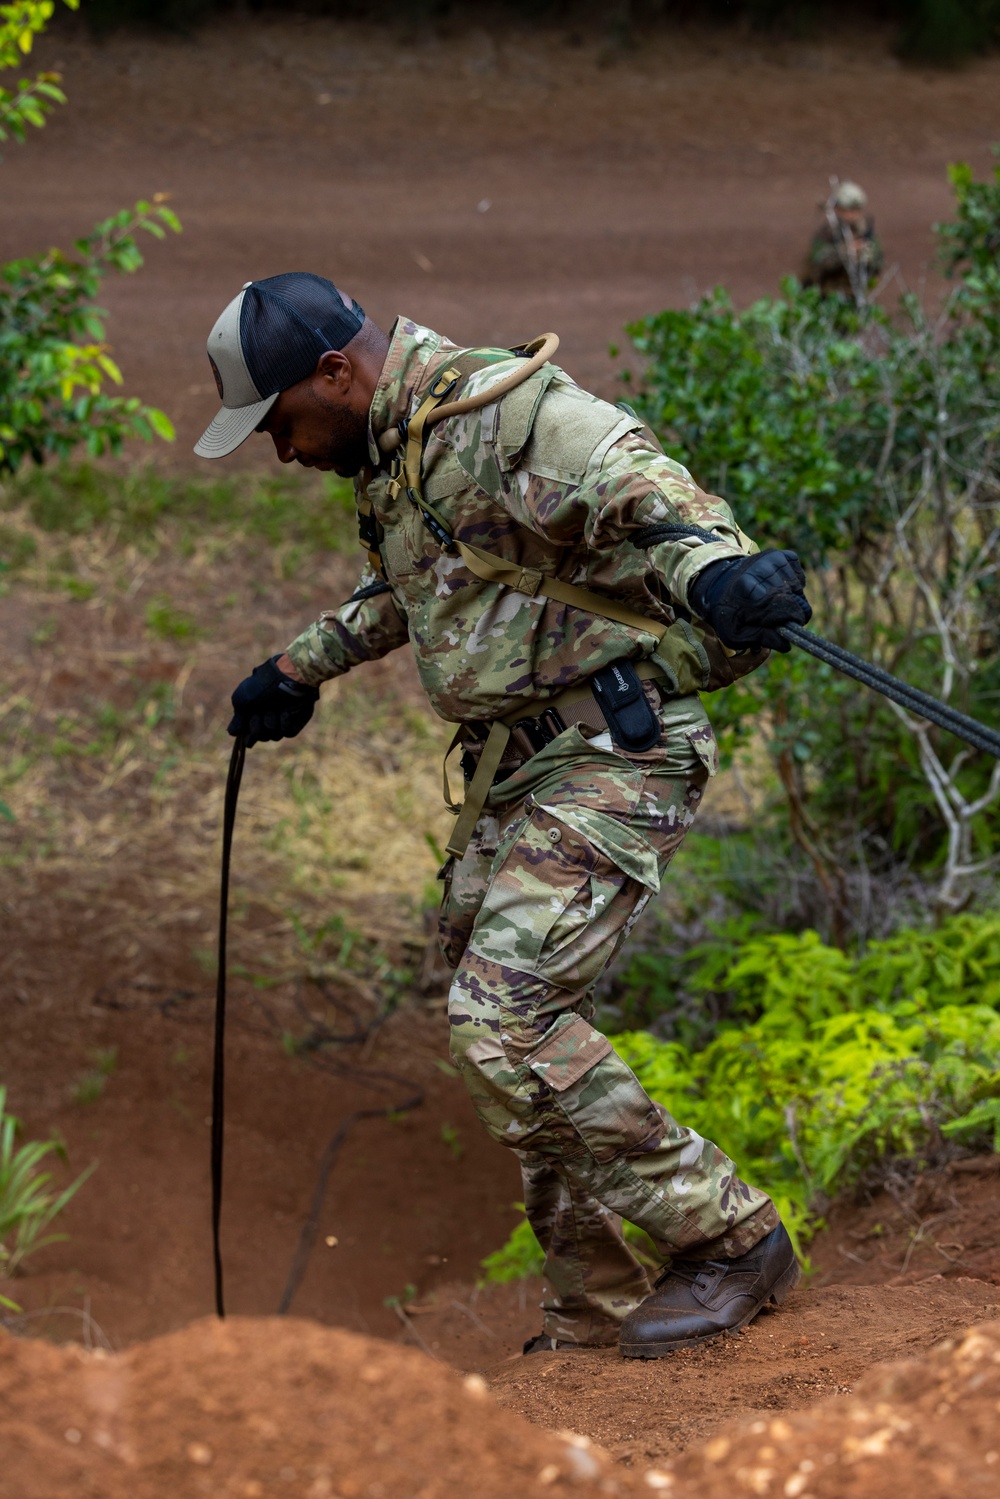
[0,461,783,1029]
[0,466,453,1014]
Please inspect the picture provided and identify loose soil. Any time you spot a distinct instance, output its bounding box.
[0,1314,639,1499]
[4,14,1000,1495]
[5,1307,1000,1498]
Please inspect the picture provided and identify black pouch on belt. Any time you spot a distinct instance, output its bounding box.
[591,660,662,753]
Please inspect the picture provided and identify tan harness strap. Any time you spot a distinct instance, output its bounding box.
[378,334,560,456]
[456,541,669,641]
[445,721,511,858]
[400,366,462,492]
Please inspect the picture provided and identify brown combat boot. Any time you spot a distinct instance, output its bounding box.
[618,1224,800,1358]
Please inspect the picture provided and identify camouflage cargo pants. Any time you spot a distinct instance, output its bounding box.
[441,711,779,1346]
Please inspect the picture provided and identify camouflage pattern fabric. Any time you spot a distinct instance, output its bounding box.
[279,315,780,1345]
[286,317,756,723]
[443,712,778,1346]
[802,215,884,295]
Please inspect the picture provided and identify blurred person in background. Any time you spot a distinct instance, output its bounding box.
[803,180,884,299]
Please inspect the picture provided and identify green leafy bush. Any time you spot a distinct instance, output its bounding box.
[627,152,1000,927]
[483,913,1000,1277]
[0,1,180,471]
[615,916,1000,1237]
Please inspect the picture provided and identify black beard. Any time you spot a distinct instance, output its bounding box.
[304,385,370,476]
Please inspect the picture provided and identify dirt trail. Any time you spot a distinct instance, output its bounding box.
[4,17,1000,1491]
[481,1278,1000,1466]
[3,17,1000,467]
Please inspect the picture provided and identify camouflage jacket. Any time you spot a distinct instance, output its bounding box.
[286,317,754,725]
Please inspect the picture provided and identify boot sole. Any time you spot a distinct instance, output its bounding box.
[619,1256,801,1359]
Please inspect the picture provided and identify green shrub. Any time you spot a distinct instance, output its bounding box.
[483,913,1000,1277]
[0,2,180,472]
[627,151,1000,926]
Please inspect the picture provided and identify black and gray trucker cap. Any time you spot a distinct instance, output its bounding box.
[194,272,365,458]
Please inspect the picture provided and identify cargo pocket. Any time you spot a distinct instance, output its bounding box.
[467,809,601,976]
[525,1012,663,1163]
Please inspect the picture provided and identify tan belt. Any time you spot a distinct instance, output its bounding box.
[443,661,665,859]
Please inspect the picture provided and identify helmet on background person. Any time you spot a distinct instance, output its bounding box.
[832,181,868,213]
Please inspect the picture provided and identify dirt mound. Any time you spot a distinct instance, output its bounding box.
[485,1277,1000,1468]
[654,1318,1000,1497]
[0,1314,644,1499]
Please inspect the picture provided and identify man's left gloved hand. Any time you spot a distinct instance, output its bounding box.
[688,549,812,653]
[228,656,320,747]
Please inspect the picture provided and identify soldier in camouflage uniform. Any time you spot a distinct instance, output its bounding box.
[802,180,884,300]
[197,273,810,1357]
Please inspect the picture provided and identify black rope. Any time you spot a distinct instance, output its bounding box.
[212,733,245,1319]
[211,733,424,1322]
[633,521,724,548]
[782,624,1000,760]
[347,580,392,603]
[628,523,1000,759]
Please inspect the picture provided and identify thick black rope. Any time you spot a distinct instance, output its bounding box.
[633,524,1000,759]
[212,733,245,1319]
[212,724,423,1321]
[781,624,1000,760]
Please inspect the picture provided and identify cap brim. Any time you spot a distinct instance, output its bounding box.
[194,392,280,458]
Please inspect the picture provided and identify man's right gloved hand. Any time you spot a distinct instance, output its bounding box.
[228,657,320,747]
[688,550,812,653]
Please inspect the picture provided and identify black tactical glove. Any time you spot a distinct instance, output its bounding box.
[688,549,812,653]
[228,656,320,747]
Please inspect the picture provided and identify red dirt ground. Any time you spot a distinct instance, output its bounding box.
[4,15,1000,1494]
[0,1314,640,1499]
[3,15,1000,468]
[5,1307,1000,1498]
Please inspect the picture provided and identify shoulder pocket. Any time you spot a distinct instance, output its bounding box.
[518,385,639,483]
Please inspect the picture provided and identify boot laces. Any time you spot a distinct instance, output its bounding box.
[654,1256,725,1290]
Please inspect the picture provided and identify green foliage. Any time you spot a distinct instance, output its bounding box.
[485,912,1000,1278]
[480,1208,544,1284]
[0,200,181,470]
[68,1,1000,64]
[0,3,181,471]
[71,1046,118,1105]
[0,1,77,146]
[628,155,1000,920]
[0,1083,94,1277]
[613,912,1000,1244]
[145,594,202,642]
[896,0,1000,63]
